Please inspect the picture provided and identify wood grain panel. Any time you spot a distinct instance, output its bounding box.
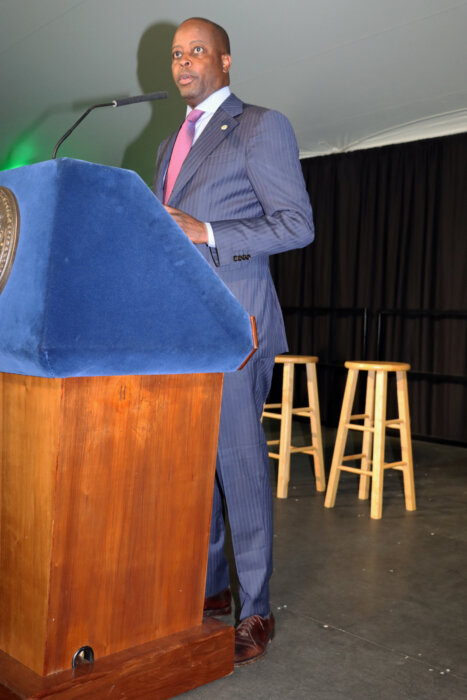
[0,375,62,674]
[44,373,223,674]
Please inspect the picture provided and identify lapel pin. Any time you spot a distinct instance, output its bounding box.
[221,124,228,130]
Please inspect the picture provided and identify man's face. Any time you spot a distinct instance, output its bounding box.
[171,20,231,107]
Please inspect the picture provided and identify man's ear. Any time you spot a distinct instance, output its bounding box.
[221,54,232,73]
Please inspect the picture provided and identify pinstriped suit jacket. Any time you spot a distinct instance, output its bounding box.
[153,93,314,358]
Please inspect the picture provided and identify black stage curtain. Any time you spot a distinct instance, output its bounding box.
[271,132,467,444]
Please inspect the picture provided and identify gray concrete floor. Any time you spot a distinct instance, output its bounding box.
[182,423,467,700]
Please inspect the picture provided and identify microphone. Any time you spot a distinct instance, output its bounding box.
[51,91,168,159]
[112,92,168,107]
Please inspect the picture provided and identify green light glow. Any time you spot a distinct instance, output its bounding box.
[0,137,40,171]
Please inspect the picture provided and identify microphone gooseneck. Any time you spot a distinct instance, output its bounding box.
[51,91,168,159]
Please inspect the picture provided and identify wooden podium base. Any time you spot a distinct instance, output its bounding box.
[0,619,233,699]
[0,372,232,697]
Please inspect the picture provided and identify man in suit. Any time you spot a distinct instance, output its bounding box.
[153,17,314,665]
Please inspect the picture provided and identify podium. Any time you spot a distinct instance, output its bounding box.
[0,160,256,698]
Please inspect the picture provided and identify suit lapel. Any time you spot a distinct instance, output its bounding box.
[167,94,244,206]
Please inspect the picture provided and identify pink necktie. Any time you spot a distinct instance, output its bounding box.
[163,109,204,203]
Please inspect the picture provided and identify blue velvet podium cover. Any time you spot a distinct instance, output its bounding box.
[0,159,254,377]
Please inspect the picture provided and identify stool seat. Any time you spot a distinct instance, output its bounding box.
[324,360,416,519]
[274,355,319,364]
[262,355,325,498]
[345,360,411,371]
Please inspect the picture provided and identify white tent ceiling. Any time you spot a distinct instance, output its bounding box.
[1,0,466,176]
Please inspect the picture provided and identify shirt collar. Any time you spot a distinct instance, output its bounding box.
[186,86,231,117]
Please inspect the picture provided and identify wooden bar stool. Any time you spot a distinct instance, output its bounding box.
[262,355,326,499]
[324,361,416,519]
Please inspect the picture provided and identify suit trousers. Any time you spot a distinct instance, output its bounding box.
[205,354,275,620]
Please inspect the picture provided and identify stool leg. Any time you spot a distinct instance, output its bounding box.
[325,368,359,508]
[396,370,416,511]
[277,361,294,499]
[370,370,387,519]
[359,370,375,500]
[306,362,326,492]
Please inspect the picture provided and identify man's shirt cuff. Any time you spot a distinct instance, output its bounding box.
[205,222,216,247]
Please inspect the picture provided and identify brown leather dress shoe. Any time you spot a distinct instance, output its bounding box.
[203,587,232,617]
[234,613,275,666]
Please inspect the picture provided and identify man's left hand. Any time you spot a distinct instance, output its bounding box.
[164,206,208,244]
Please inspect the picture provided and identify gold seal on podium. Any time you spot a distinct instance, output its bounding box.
[0,186,20,294]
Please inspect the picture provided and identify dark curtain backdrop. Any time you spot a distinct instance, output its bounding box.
[270,132,467,444]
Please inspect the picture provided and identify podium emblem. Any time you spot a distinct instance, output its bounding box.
[0,186,20,294]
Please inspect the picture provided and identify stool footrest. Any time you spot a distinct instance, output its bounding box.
[342,453,367,462]
[268,443,317,458]
[262,412,281,420]
[291,407,315,417]
[337,458,408,474]
[338,464,374,476]
[290,445,317,455]
[346,419,403,433]
[346,423,375,433]
[383,460,407,470]
[263,406,316,418]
